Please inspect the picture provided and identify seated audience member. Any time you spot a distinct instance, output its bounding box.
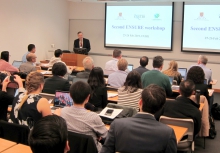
[29,115,70,153]
[104,49,122,75]
[133,56,149,75]
[141,56,172,96]
[155,80,201,137]
[76,56,94,78]
[190,55,212,84]
[118,70,142,111]
[101,84,177,153]
[187,66,209,104]
[42,62,71,94]
[46,49,72,75]
[54,81,108,152]
[0,51,19,72]
[108,58,128,88]
[163,60,182,85]
[9,72,51,128]
[88,67,107,109]
[0,73,14,121]
[19,53,37,74]
[22,44,36,63]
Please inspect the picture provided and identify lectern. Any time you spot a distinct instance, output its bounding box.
[61,53,87,67]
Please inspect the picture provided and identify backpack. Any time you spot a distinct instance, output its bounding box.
[209,116,217,139]
[211,103,220,120]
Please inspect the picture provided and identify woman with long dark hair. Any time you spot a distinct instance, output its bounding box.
[187,66,209,104]
[0,51,18,72]
[88,67,107,109]
[118,70,142,111]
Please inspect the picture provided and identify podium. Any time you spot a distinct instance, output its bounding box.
[61,53,87,67]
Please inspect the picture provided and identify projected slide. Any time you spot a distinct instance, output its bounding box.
[182,3,220,53]
[105,3,173,50]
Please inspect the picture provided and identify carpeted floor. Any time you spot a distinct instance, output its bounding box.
[194,93,220,153]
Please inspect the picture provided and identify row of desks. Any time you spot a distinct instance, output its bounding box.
[0,139,31,153]
[0,123,187,153]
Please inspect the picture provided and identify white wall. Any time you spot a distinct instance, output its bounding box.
[68,2,220,89]
[0,0,69,63]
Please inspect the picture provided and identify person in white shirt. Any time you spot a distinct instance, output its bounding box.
[104,49,122,75]
[46,49,72,75]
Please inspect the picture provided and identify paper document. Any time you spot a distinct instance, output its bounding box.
[41,71,52,75]
[108,93,118,98]
[99,107,123,119]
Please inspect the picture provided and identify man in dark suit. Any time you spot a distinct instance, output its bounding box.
[73,31,91,53]
[42,62,71,94]
[133,56,149,76]
[155,80,201,137]
[101,84,177,153]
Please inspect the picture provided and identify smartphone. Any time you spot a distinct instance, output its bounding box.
[105,109,114,116]
[10,76,15,82]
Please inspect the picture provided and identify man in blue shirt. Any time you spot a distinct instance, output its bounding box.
[22,44,36,62]
[189,55,212,84]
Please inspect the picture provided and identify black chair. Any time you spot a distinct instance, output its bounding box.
[68,131,98,153]
[0,120,30,145]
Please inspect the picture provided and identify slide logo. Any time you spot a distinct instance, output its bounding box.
[134,14,145,20]
[195,12,208,21]
[153,13,161,20]
[116,12,125,20]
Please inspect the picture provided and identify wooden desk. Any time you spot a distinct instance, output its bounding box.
[107,90,118,102]
[105,124,110,130]
[61,53,87,67]
[167,125,188,144]
[0,139,16,152]
[2,144,32,153]
[173,89,214,97]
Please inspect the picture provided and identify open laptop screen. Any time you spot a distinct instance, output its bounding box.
[127,64,133,71]
[54,91,73,107]
[178,68,187,79]
[168,76,174,85]
[12,61,23,68]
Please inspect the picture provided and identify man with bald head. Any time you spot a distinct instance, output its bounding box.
[19,53,37,74]
[133,56,149,76]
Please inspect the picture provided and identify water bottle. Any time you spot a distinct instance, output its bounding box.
[196,90,200,104]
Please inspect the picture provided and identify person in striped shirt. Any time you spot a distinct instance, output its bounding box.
[118,70,142,111]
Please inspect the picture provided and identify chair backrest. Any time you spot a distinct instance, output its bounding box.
[68,131,98,153]
[107,103,137,117]
[159,116,194,141]
[72,77,88,84]
[0,120,30,145]
[62,50,71,53]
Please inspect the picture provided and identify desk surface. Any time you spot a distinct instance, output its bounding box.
[107,90,118,102]
[167,125,188,144]
[0,139,16,152]
[2,144,32,153]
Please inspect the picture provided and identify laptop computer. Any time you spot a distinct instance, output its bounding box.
[168,76,174,85]
[53,91,73,109]
[178,68,187,80]
[204,79,208,85]
[12,61,23,68]
[127,64,133,71]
